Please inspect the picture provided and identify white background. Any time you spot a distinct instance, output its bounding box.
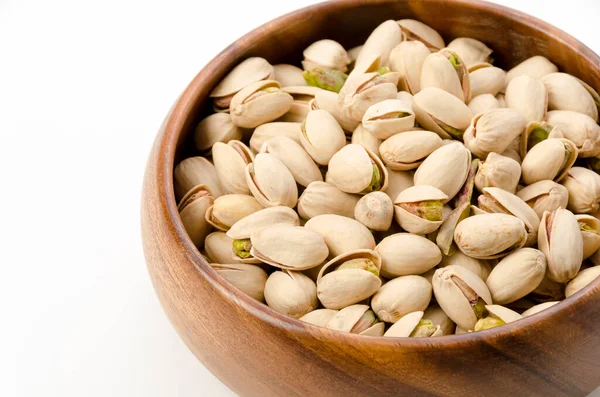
[1,0,599,396]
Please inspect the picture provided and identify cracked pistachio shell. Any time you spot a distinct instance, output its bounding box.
[531,275,565,303]
[380,130,443,170]
[372,276,432,323]
[226,206,299,240]
[505,56,558,88]
[384,168,414,202]
[423,304,456,336]
[519,121,564,159]
[389,40,430,94]
[414,142,471,201]
[355,192,394,231]
[562,167,600,213]
[212,140,254,195]
[177,183,214,212]
[348,45,363,64]
[352,124,382,157]
[455,213,527,259]
[339,73,398,122]
[193,113,243,153]
[272,64,307,87]
[412,87,473,140]
[394,185,448,234]
[328,144,389,194]
[436,202,471,256]
[245,153,297,208]
[210,57,274,111]
[478,187,540,247]
[376,233,442,277]
[538,208,583,283]
[362,99,416,139]
[521,138,578,185]
[278,86,322,122]
[464,108,527,159]
[505,75,548,123]
[205,194,263,232]
[305,214,376,258]
[211,263,268,302]
[230,80,293,128]
[397,19,445,51]
[260,136,322,187]
[566,266,600,297]
[446,38,493,68]
[432,265,492,330]
[249,122,302,152]
[486,248,547,304]
[397,91,414,107]
[468,94,501,115]
[174,157,225,200]
[483,305,523,324]
[314,88,360,132]
[575,215,600,260]
[546,110,600,158]
[250,225,328,270]
[542,73,598,122]
[302,39,350,72]
[298,181,360,220]
[522,301,560,317]
[420,50,470,102]
[468,64,505,98]
[317,249,382,309]
[300,109,346,166]
[265,270,318,318]
[355,20,402,71]
[439,251,492,282]
[516,180,569,219]
[383,311,424,337]
[179,188,214,249]
[205,232,246,265]
[474,152,521,194]
[326,305,385,336]
[299,309,339,327]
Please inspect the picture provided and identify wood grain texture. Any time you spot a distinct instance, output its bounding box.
[141,1,600,396]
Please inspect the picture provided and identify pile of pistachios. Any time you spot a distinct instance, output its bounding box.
[174,19,600,338]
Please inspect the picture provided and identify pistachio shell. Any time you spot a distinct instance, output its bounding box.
[305,214,376,258]
[245,153,298,208]
[485,305,522,323]
[546,110,600,157]
[179,193,214,249]
[505,56,558,88]
[313,89,360,132]
[565,266,600,298]
[194,113,243,153]
[393,185,448,234]
[212,140,254,194]
[372,276,432,323]
[174,156,225,200]
[339,73,398,121]
[211,263,268,301]
[177,184,214,212]
[348,45,363,64]
[298,181,360,220]
[326,305,382,335]
[575,214,600,260]
[379,130,443,170]
[354,192,394,231]
[300,109,346,166]
[439,251,492,282]
[496,93,507,107]
[230,80,293,128]
[328,144,389,194]
[384,168,414,202]
[260,136,322,187]
[351,124,382,157]
[436,202,471,256]
[446,38,493,68]
[302,39,350,72]
[226,206,299,240]
[264,270,318,318]
[521,301,560,317]
[505,75,548,123]
[520,121,564,161]
[277,86,322,121]
[468,94,501,115]
[299,308,339,326]
[397,91,414,107]
[531,276,566,303]
[205,232,246,265]
[362,99,416,139]
[423,304,456,335]
[249,122,302,152]
[561,167,600,213]
[469,65,505,98]
[389,40,430,94]
[376,233,442,277]
[355,20,402,71]
[383,311,423,337]
[412,87,473,139]
[205,194,263,231]
[542,73,598,121]
[464,108,527,159]
[474,152,521,194]
[210,57,274,108]
[516,180,569,219]
[521,138,578,185]
[420,50,470,102]
[455,213,527,259]
[272,64,307,87]
[397,19,445,51]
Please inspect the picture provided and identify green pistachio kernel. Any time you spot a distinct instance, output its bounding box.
[472,298,487,319]
[303,68,348,93]
[337,258,379,277]
[233,238,252,259]
[409,319,437,338]
[448,53,461,66]
[474,316,505,331]
[579,221,598,234]
[261,87,280,93]
[376,66,390,75]
[399,200,443,221]
[362,163,382,193]
[527,125,552,151]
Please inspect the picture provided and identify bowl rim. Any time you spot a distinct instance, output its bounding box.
[154,0,600,347]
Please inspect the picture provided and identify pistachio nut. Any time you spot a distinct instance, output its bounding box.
[432,265,492,330]
[516,180,569,219]
[414,142,471,201]
[439,251,492,282]
[376,233,442,278]
[412,87,473,140]
[230,80,292,128]
[436,201,471,256]
[211,263,268,302]
[467,64,505,99]
[521,138,578,185]
[205,194,263,232]
[455,326,469,335]
[328,144,388,194]
[193,113,243,153]
[352,124,382,157]
[446,38,493,68]
[264,270,318,318]
[531,275,566,303]
[362,99,416,139]
[174,156,225,200]
[384,168,414,202]
[546,110,600,157]
[505,75,548,123]
[454,158,480,208]
[384,311,442,338]
[177,183,213,211]
[394,185,448,234]
[305,214,376,258]
[249,122,302,152]
[474,152,521,194]
[423,304,456,335]
[486,248,547,304]
[575,214,600,260]
[372,275,432,323]
[542,72,598,122]
[277,85,323,122]
[212,140,254,194]
[300,109,346,166]
[355,192,394,231]
[538,208,583,282]
[299,308,339,327]
[464,108,527,159]
[521,301,560,317]
[420,50,470,102]
[519,121,564,159]
[298,181,360,220]
[380,130,443,171]
[397,91,414,106]
[389,40,430,94]
[347,45,363,66]
[574,76,600,114]
[561,167,600,213]
[245,153,297,208]
[473,305,522,332]
[313,89,360,132]
[505,56,558,88]
[468,94,501,115]
[477,187,540,246]
[179,186,214,248]
[317,249,382,309]
[250,224,328,270]
[260,136,322,187]
[496,93,507,107]
[565,266,600,297]
[455,213,527,259]
[397,19,445,51]
[302,39,350,72]
[339,72,398,122]
[272,64,307,87]
[326,305,385,336]
[355,20,402,72]
[210,57,274,111]
[302,68,348,93]
[205,232,246,265]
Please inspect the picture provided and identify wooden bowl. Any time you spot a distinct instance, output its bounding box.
[141,1,600,395]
